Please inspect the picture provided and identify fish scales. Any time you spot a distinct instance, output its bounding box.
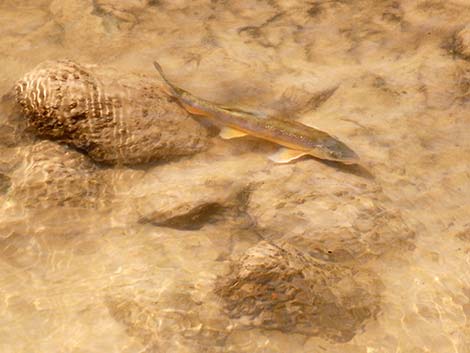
[15,60,208,165]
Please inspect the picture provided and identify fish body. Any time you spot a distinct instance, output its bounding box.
[153,61,359,164]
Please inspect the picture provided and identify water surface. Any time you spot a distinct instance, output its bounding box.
[1,1,470,352]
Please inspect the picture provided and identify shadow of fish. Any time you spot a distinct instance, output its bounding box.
[153,61,359,165]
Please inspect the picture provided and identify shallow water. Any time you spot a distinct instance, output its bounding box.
[1,1,470,352]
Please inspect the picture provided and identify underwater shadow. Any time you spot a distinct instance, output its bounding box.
[320,160,376,180]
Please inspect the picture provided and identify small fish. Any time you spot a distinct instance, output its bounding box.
[153,61,359,164]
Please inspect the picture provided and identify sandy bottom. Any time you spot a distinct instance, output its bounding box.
[1,1,470,352]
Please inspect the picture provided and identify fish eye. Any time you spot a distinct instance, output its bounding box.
[321,146,338,157]
[331,151,341,159]
[327,148,346,160]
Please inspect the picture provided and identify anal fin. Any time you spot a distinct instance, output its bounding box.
[268,148,309,163]
[219,127,248,139]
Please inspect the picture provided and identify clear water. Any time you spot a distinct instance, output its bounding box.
[1,1,470,352]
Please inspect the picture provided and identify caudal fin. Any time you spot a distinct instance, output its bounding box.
[152,61,179,96]
[153,61,167,80]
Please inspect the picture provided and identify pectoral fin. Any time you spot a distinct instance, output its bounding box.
[219,127,248,139]
[268,148,309,163]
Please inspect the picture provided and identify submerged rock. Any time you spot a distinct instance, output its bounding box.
[454,25,470,60]
[216,241,381,342]
[8,141,105,208]
[137,182,251,230]
[14,60,208,165]
[246,163,415,260]
[0,92,35,148]
[105,289,229,353]
[0,173,11,194]
[94,0,156,25]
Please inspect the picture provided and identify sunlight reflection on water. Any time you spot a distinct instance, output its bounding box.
[1,1,470,352]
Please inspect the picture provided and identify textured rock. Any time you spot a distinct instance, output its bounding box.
[0,92,34,148]
[216,241,381,342]
[0,173,10,194]
[8,141,104,208]
[2,0,470,352]
[247,163,415,261]
[15,60,208,165]
[454,25,470,60]
[136,180,251,230]
[139,200,234,230]
[109,155,264,227]
[94,0,155,26]
[105,287,228,353]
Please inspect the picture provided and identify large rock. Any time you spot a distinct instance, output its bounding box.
[14,60,208,165]
[216,241,381,342]
[247,162,415,261]
[130,164,254,229]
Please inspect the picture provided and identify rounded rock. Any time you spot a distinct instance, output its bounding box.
[8,141,104,208]
[215,241,381,342]
[15,60,208,165]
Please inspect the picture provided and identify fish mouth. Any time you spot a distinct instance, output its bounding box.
[337,148,360,164]
[310,142,360,164]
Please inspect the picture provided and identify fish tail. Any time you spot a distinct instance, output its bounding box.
[152,61,213,117]
[153,61,179,96]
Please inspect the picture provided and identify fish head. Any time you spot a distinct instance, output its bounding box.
[310,138,360,164]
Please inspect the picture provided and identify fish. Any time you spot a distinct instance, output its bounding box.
[153,61,359,164]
